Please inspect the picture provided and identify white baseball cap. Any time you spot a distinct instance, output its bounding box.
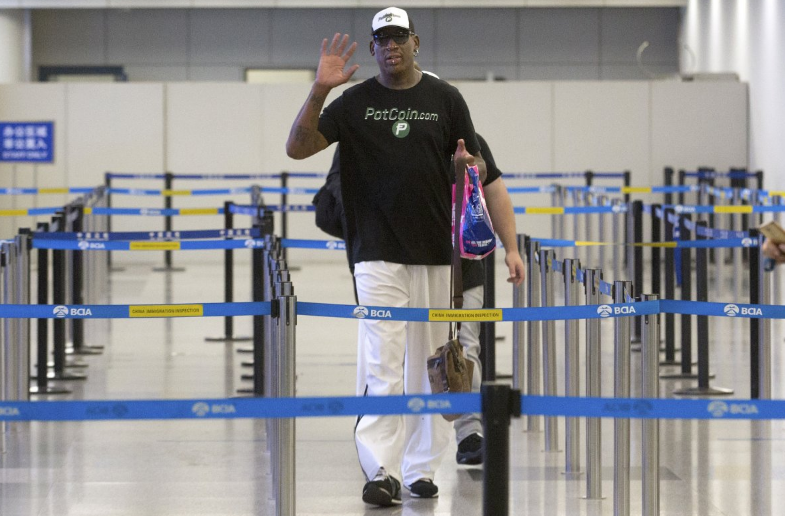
[372,7,410,34]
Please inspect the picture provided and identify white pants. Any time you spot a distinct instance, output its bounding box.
[354,261,452,487]
[454,285,483,442]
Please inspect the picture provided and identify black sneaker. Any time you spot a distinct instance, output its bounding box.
[456,433,483,465]
[407,479,439,498]
[362,468,402,507]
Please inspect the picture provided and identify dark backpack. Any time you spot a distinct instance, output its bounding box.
[312,148,345,240]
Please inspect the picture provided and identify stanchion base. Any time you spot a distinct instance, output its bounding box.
[495,374,512,380]
[495,336,506,342]
[660,370,713,380]
[152,266,186,272]
[673,385,734,396]
[29,385,71,395]
[288,266,302,272]
[631,344,641,352]
[67,346,103,356]
[40,360,89,369]
[235,348,253,354]
[241,362,254,367]
[204,336,252,342]
[44,371,87,381]
[240,374,254,381]
[659,359,698,367]
[235,388,261,395]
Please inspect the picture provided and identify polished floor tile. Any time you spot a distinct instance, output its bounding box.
[2,255,784,515]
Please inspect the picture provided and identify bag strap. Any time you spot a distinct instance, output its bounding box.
[450,157,468,339]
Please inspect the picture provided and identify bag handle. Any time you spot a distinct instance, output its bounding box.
[450,156,469,340]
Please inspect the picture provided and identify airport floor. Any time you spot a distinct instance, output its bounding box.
[2,253,785,516]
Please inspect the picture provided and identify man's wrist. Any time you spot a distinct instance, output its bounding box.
[311,83,332,97]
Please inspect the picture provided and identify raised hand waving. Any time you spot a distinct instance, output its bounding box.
[316,33,360,89]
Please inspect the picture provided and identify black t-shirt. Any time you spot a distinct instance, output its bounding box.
[318,74,480,266]
[461,133,502,292]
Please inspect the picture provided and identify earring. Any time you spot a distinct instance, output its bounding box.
[414,49,419,57]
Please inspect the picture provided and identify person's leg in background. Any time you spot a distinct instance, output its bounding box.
[454,285,484,465]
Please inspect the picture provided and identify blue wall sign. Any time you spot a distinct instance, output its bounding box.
[1,122,54,163]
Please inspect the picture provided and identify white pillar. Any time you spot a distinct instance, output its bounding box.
[0,10,30,83]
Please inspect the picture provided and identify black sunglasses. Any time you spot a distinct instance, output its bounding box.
[373,31,415,46]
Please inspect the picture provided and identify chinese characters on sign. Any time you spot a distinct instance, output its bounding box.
[0,122,54,163]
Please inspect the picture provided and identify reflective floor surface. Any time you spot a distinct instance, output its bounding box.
[3,254,785,516]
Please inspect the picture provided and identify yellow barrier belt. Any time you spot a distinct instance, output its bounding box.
[526,207,564,215]
[180,208,219,215]
[713,205,753,214]
[161,190,192,196]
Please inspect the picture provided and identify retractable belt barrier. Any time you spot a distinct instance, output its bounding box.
[106,187,320,196]
[30,236,345,251]
[533,237,758,249]
[0,187,95,195]
[0,393,781,422]
[34,228,260,241]
[0,300,778,321]
[106,172,326,180]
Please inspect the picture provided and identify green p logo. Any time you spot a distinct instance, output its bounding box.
[392,121,410,138]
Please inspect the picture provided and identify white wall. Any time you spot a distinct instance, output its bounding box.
[682,0,785,190]
[0,79,747,265]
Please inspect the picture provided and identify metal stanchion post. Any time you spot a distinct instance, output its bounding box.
[662,215,697,380]
[552,185,563,240]
[482,382,521,516]
[50,226,86,382]
[749,229,763,399]
[512,235,526,391]
[584,268,603,499]
[613,280,633,516]
[732,188,742,298]
[539,249,559,451]
[525,238,541,432]
[631,200,643,344]
[563,258,581,475]
[30,224,70,396]
[650,204,662,298]
[674,221,731,396]
[207,201,251,343]
[105,172,112,270]
[663,167,674,205]
[276,285,296,516]
[598,195,607,269]
[611,199,622,275]
[480,251,496,382]
[677,169,686,206]
[14,230,31,402]
[661,208,678,367]
[773,195,782,306]
[760,235,772,400]
[154,172,184,272]
[584,171,594,267]
[71,205,102,356]
[280,171,289,263]
[640,293,660,516]
[571,190,581,262]
[1,243,19,409]
[0,247,6,447]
